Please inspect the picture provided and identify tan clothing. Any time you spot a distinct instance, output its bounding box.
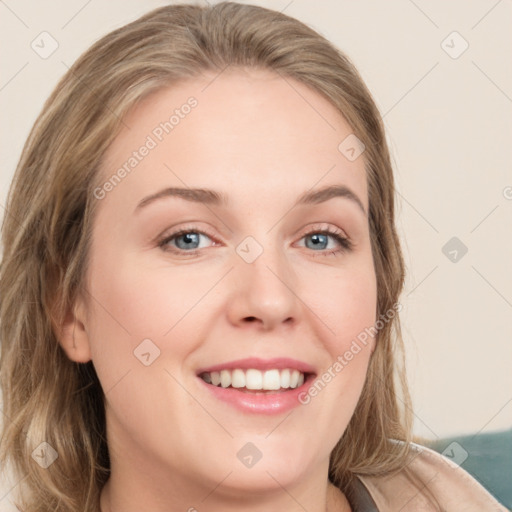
[348,442,508,511]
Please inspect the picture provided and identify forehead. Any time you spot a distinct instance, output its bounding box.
[97,68,368,213]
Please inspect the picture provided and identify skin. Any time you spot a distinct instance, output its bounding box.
[57,67,377,512]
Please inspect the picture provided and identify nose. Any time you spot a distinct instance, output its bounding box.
[226,243,301,331]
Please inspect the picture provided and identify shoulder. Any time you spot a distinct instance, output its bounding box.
[355,441,508,512]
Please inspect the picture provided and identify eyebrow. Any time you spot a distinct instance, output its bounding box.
[134,184,366,215]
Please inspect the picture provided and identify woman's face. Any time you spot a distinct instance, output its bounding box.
[73,68,377,502]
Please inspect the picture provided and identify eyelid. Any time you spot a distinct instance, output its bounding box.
[294,223,353,253]
[296,222,349,241]
[157,223,219,251]
[157,222,353,255]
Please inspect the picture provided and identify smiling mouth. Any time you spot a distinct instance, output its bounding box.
[199,368,312,393]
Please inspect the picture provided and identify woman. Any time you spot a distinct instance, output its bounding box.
[0,2,506,511]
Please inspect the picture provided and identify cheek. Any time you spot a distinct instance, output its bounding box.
[297,260,377,404]
[293,264,377,458]
[301,260,377,353]
[83,250,212,388]
[84,243,243,381]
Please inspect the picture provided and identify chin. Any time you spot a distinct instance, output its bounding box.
[215,462,309,496]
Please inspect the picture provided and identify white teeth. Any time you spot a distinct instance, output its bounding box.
[200,368,307,390]
[280,369,291,388]
[231,369,245,388]
[220,370,231,388]
[262,369,281,390]
[210,371,221,386]
[290,369,299,388]
[246,369,263,390]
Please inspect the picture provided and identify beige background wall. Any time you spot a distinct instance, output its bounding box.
[1,0,511,500]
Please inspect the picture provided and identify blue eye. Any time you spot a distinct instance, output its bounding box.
[300,229,353,256]
[158,226,352,257]
[305,232,334,250]
[160,230,213,252]
[174,232,201,250]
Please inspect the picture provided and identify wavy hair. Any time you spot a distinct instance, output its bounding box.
[0,2,412,510]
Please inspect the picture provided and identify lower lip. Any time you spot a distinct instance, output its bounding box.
[197,374,315,415]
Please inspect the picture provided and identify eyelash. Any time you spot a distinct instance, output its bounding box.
[157,224,353,258]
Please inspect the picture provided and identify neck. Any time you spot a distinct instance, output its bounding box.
[100,473,351,512]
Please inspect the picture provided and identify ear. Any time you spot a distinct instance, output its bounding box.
[53,292,92,363]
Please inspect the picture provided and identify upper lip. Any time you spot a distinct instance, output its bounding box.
[196,357,317,376]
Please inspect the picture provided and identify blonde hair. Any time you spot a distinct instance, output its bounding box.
[0,2,412,510]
